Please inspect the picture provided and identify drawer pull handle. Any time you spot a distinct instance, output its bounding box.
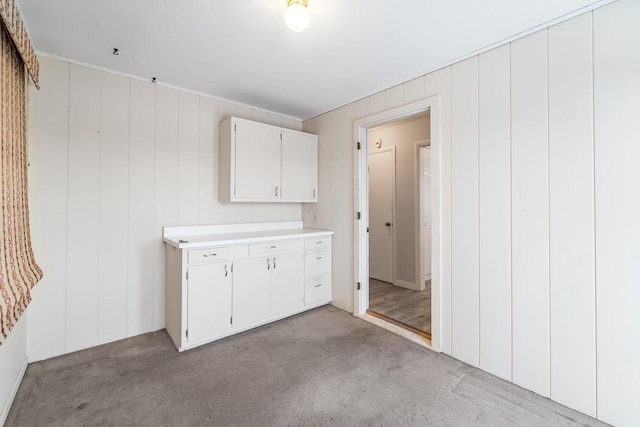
[314,284,323,288]
[316,256,323,260]
[203,253,216,258]
[316,241,323,244]
[267,245,277,249]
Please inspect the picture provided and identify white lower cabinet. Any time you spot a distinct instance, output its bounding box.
[305,275,332,306]
[271,252,305,317]
[187,261,232,342]
[165,230,333,352]
[232,256,272,329]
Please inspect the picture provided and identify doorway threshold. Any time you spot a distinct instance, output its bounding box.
[359,310,432,350]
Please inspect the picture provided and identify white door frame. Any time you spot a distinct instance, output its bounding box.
[353,97,442,352]
[367,146,396,285]
[415,142,430,292]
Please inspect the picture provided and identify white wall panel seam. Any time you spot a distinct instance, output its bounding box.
[508,43,513,383]
[176,95,181,223]
[477,58,481,367]
[64,62,70,354]
[152,84,158,329]
[450,75,454,358]
[545,29,552,397]
[590,10,598,418]
[126,78,132,335]
[96,71,103,344]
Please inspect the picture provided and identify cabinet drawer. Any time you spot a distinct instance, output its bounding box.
[305,275,331,306]
[249,239,303,255]
[188,247,231,264]
[305,248,331,278]
[305,236,331,249]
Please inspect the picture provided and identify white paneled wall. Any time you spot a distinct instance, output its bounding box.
[548,13,596,416]
[302,1,639,424]
[593,1,640,426]
[478,44,511,382]
[27,56,302,361]
[510,29,550,399]
[450,57,480,367]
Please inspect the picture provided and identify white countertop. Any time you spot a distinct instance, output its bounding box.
[163,221,333,249]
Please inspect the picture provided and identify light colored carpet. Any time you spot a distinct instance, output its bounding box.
[369,278,431,333]
[8,306,604,426]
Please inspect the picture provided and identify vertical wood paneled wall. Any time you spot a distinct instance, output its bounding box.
[26,56,302,361]
[302,1,639,425]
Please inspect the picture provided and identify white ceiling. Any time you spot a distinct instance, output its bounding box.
[20,0,608,119]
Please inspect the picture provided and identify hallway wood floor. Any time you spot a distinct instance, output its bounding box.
[369,278,431,334]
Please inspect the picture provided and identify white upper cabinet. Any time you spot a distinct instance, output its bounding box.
[281,130,318,202]
[234,119,282,200]
[219,117,318,203]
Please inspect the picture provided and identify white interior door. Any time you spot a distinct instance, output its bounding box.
[368,148,395,283]
[234,119,281,200]
[420,147,432,283]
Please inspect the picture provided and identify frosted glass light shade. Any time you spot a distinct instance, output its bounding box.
[284,0,310,32]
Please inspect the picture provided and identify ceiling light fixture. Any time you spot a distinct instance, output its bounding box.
[284,0,310,32]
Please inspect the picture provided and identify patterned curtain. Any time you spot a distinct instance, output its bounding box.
[0,15,41,343]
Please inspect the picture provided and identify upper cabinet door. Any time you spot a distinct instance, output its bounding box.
[234,119,282,200]
[281,130,318,202]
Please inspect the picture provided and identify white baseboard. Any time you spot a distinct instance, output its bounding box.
[394,279,419,291]
[0,356,28,426]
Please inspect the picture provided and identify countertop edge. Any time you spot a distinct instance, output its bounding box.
[163,229,334,249]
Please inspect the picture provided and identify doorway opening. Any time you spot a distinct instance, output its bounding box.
[353,97,441,351]
[366,114,431,339]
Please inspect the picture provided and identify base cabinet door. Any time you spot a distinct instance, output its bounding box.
[187,262,232,342]
[271,252,304,317]
[233,256,271,328]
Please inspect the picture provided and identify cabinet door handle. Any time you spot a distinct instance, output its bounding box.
[224,264,228,277]
[275,186,278,197]
[267,258,271,270]
[314,284,323,288]
[273,257,276,269]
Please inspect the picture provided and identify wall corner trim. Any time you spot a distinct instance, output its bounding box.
[0,356,28,426]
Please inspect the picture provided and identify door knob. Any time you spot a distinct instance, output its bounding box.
[385,222,391,227]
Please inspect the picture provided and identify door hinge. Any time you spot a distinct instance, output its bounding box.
[280,132,283,141]
[186,329,188,338]
[357,282,361,291]
[186,271,189,280]
[357,211,361,220]
[233,187,236,196]
[234,123,236,131]
[357,141,361,150]
[230,316,233,325]
[366,227,369,233]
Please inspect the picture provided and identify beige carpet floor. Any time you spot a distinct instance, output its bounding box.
[7,306,606,426]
